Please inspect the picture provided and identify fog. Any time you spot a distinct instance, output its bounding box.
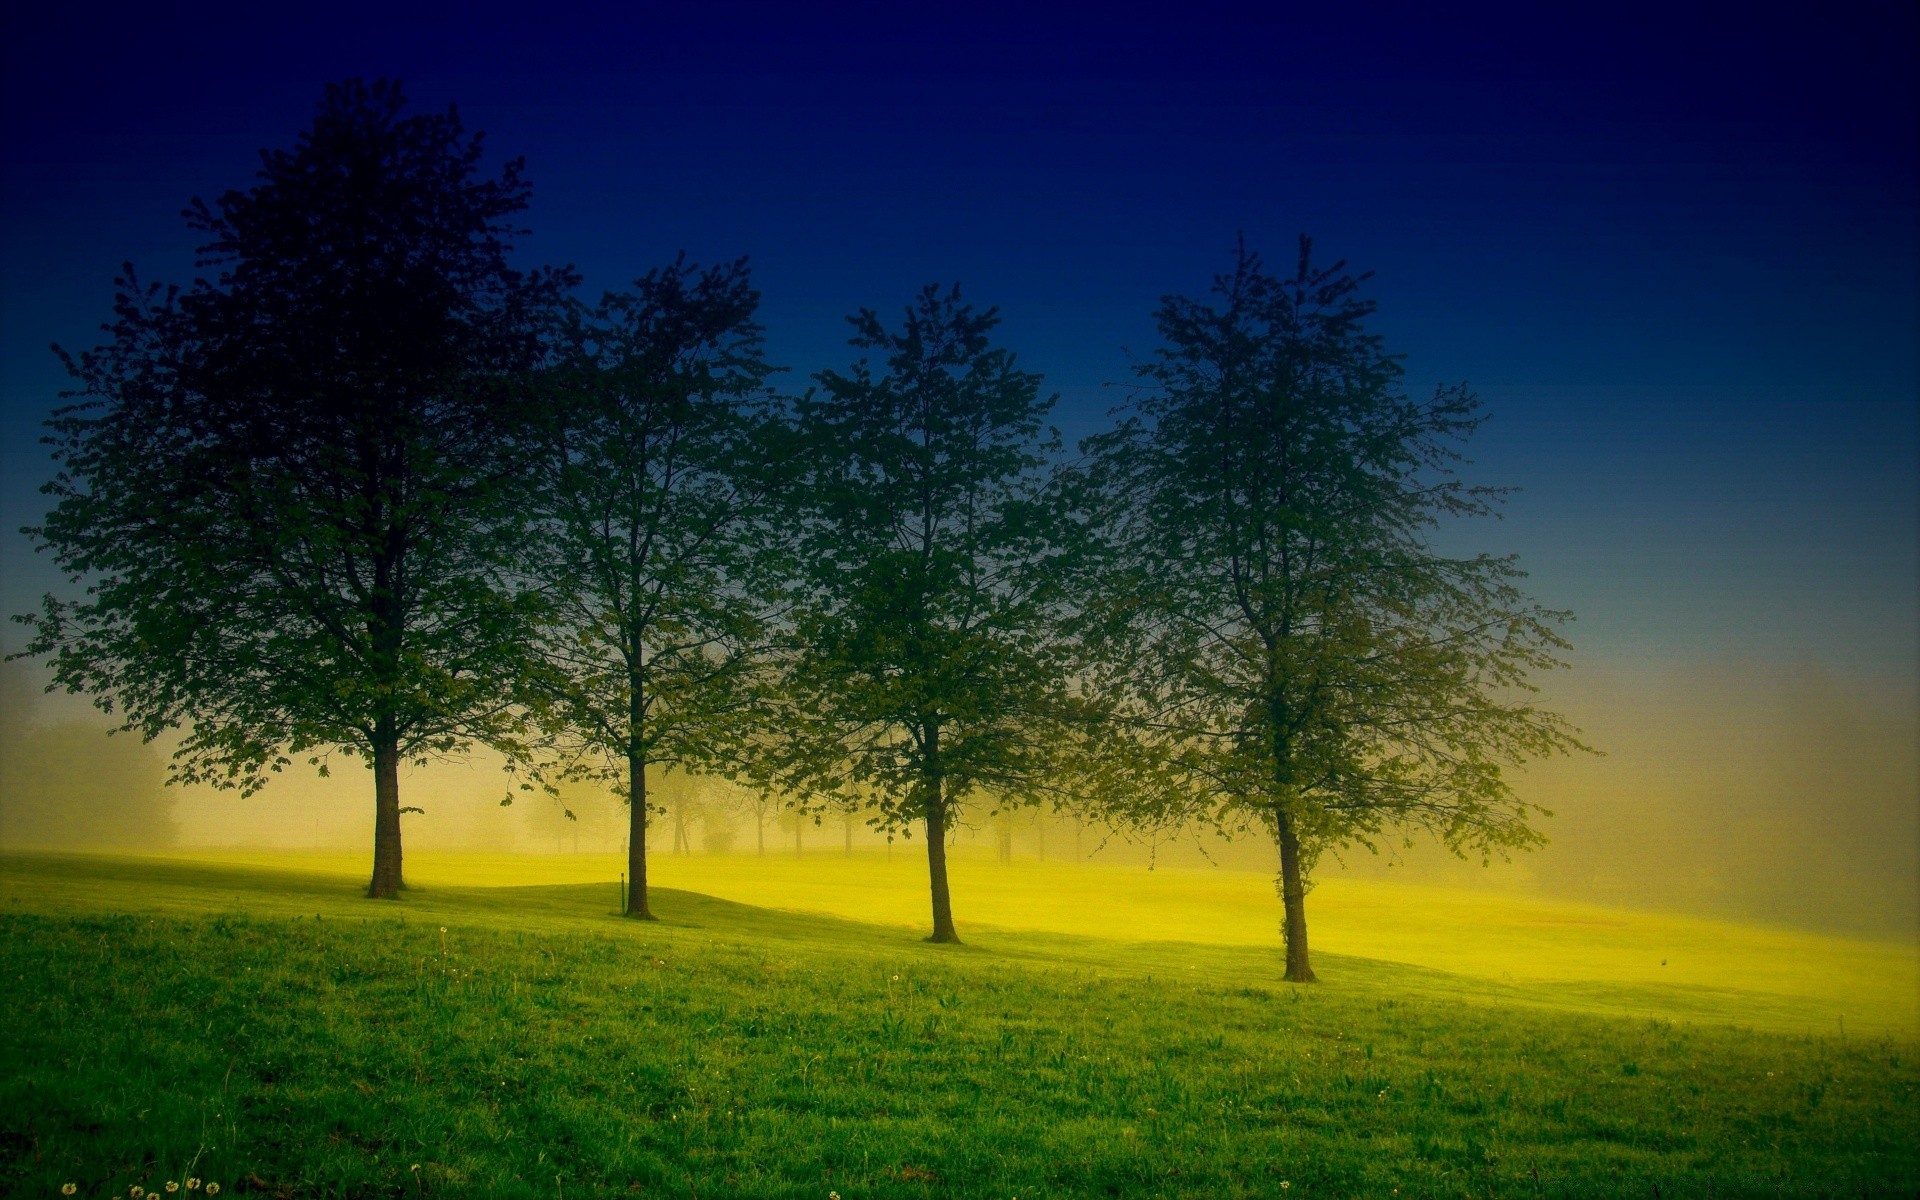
[2,655,1914,940]
[0,659,176,848]
[1324,658,1920,941]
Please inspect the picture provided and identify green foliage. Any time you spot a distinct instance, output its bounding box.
[784,288,1079,822]
[12,80,573,891]
[2,854,1914,1199]
[528,256,787,794]
[782,285,1085,935]
[1083,239,1589,973]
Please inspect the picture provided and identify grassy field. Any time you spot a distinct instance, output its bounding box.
[1,849,1915,1198]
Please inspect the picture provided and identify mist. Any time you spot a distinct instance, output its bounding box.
[1314,657,1920,941]
[4,654,1914,942]
[0,659,176,849]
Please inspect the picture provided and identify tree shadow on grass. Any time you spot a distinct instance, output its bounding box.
[4,850,1891,1039]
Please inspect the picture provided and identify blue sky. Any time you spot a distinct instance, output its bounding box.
[3,0,1915,687]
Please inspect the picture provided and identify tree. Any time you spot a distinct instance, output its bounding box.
[784,285,1082,943]
[527,256,784,918]
[516,777,625,855]
[749,790,776,855]
[1084,239,1587,981]
[778,805,813,858]
[14,80,572,897]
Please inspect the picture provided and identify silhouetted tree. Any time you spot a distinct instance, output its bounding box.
[14,80,572,897]
[525,256,786,917]
[782,285,1083,942]
[1083,239,1587,980]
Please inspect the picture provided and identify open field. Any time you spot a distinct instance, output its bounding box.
[115,847,1920,1040]
[2,850,1916,1198]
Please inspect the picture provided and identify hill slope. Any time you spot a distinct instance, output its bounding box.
[1,852,1915,1198]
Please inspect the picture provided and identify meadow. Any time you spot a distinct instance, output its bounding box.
[1,848,1915,1199]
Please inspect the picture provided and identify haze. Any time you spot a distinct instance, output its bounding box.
[5,653,1913,941]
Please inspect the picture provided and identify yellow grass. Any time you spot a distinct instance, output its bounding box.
[148,844,1920,1041]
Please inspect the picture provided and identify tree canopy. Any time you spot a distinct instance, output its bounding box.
[1083,239,1587,980]
[16,79,573,897]
[783,285,1084,942]
[527,255,787,919]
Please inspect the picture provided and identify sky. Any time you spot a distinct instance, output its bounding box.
[1,2,1915,928]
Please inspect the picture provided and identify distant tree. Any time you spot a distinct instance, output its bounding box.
[670,786,696,856]
[749,791,776,855]
[525,256,786,918]
[777,805,812,859]
[782,285,1083,942]
[651,766,727,857]
[991,809,1017,864]
[13,80,573,897]
[1084,239,1587,981]
[517,778,624,854]
[698,787,741,854]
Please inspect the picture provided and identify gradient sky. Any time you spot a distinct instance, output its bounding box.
[3,1,1915,694]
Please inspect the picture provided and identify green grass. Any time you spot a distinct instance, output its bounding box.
[2,852,1916,1199]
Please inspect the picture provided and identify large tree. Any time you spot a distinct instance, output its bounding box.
[1084,239,1587,981]
[15,80,572,897]
[784,285,1082,943]
[527,256,785,919]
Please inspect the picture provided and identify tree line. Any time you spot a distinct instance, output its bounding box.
[13,80,1586,981]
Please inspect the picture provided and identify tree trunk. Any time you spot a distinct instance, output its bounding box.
[844,813,854,855]
[626,743,656,920]
[923,769,960,944]
[365,527,408,899]
[756,808,765,855]
[794,820,803,858]
[366,723,404,899]
[1275,808,1316,982]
